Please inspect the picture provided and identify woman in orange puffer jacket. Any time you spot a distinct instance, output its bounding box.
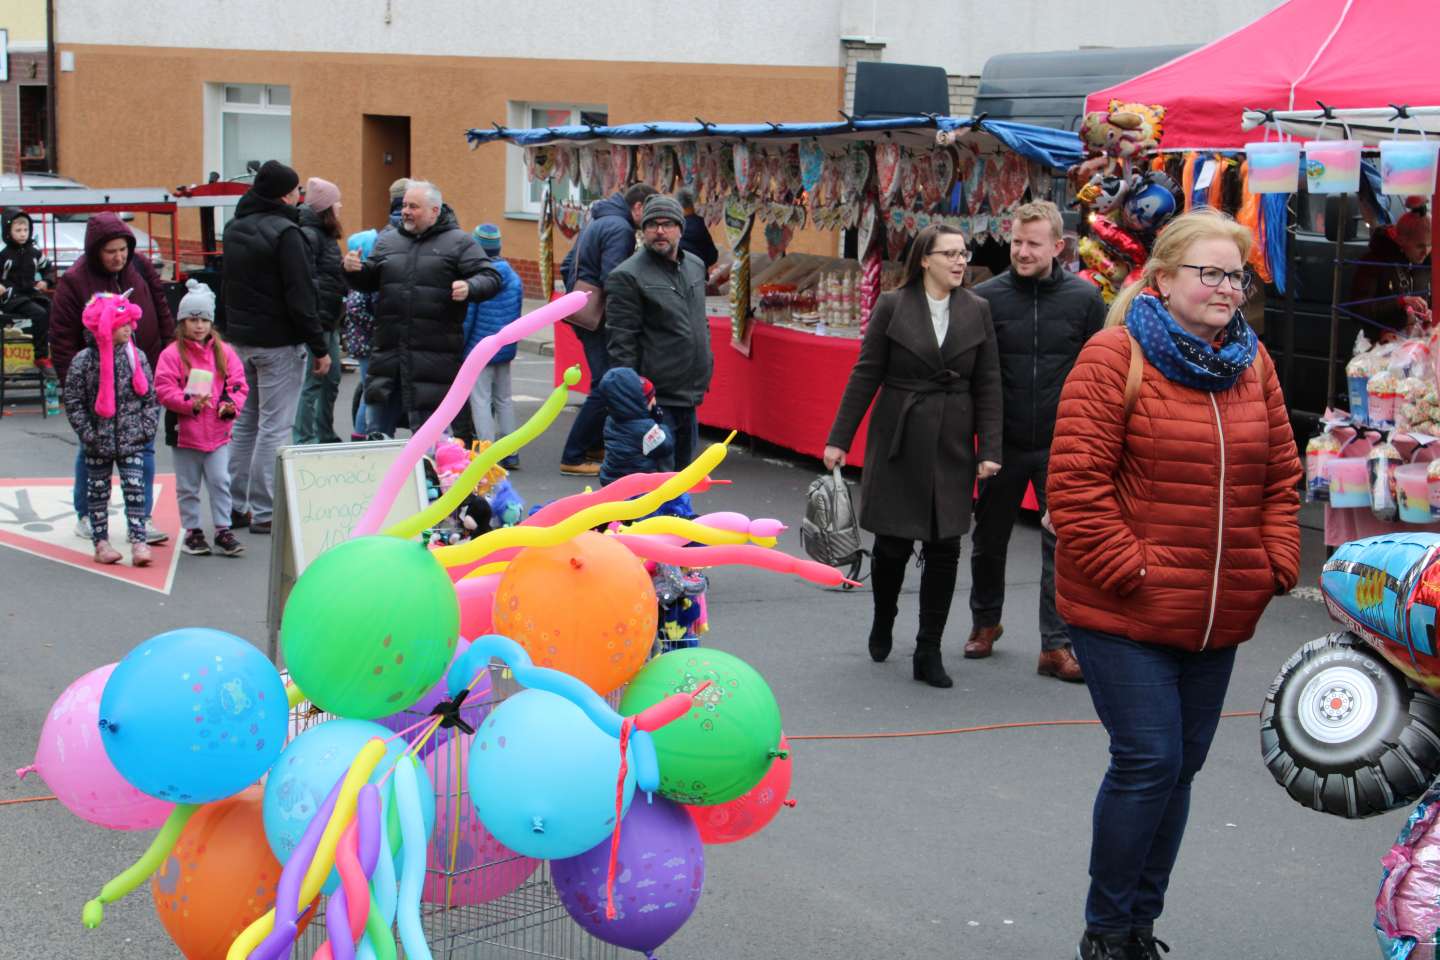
[1047,209,1300,960]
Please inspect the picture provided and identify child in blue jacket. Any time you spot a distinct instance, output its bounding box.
[597,367,672,486]
[462,224,524,469]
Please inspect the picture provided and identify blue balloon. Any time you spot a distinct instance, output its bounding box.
[98,628,287,804]
[263,718,435,894]
[469,688,635,860]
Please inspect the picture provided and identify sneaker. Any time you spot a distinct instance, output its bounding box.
[93,540,122,565]
[144,519,169,545]
[500,455,520,471]
[182,529,211,555]
[74,516,92,540]
[1077,931,1131,960]
[231,509,252,530]
[213,528,246,557]
[250,520,272,535]
[559,461,601,477]
[1127,928,1170,960]
[131,542,153,567]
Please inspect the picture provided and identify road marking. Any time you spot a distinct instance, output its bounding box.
[0,475,182,594]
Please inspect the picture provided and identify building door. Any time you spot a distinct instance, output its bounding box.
[362,115,410,232]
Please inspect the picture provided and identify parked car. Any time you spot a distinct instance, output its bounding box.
[0,173,163,274]
[1261,532,1440,818]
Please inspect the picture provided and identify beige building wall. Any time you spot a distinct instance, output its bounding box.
[2,0,48,43]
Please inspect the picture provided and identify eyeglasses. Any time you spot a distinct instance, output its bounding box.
[1180,264,1251,291]
[645,219,681,231]
[928,248,971,264]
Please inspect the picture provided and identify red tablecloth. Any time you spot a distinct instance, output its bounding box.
[553,317,1038,509]
[1324,506,1437,546]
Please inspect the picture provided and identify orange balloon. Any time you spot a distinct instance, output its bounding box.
[492,531,657,695]
[151,785,311,960]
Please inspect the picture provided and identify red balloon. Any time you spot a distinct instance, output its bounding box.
[686,735,793,844]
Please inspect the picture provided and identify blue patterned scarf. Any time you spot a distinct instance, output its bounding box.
[1125,292,1258,392]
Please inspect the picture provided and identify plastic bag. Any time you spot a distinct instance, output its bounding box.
[1370,439,1404,521]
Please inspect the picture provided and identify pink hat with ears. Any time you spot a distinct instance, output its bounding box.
[81,292,147,418]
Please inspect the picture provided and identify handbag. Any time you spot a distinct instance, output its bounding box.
[801,466,867,587]
[565,279,606,332]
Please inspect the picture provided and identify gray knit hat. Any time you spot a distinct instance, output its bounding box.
[177,278,216,320]
[640,194,685,228]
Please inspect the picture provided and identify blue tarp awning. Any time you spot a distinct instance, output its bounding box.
[465,116,1083,170]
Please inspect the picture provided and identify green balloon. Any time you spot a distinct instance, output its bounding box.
[281,536,459,719]
[619,648,781,805]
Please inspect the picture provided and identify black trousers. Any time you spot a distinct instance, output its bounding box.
[6,296,50,358]
[872,532,961,648]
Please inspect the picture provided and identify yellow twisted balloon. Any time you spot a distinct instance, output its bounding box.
[617,515,777,548]
[385,367,581,540]
[434,434,735,568]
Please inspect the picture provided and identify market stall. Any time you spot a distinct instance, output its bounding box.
[465,115,1082,469]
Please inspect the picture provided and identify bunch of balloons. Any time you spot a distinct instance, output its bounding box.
[22,291,817,960]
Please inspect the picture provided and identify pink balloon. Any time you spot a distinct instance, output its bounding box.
[354,292,589,538]
[456,575,500,637]
[611,536,849,587]
[421,732,539,905]
[686,735,793,844]
[20,663,174,830]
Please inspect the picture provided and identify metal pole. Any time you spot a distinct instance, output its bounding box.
[1325,192,1347,407]
[1282,197,1296,395]
[45,0,58,173]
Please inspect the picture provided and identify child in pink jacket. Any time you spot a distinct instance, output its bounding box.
[155,280,250,557]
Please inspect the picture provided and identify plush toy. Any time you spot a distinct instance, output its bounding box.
[455,493,493,539]
[1079,100,1166,159]
[652,563,709,654]
[1121,170,1182,235]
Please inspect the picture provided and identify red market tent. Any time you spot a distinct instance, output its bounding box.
[1086,0,1440,150]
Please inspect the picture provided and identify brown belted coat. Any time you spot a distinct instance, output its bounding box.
[826,283,1004,541]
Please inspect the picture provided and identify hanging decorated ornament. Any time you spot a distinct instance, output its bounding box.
[843,144,871,204]
[578,147,599,194]
[678,141,700,189]
[898,150,919,207]
[732,143,752,196]
[610,146,632,192]
[799,141,826,194]
[931,148,957,205]
[875,143,902,204]
[633,145,655,186]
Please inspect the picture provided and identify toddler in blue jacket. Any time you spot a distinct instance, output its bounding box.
[596,367,672,486]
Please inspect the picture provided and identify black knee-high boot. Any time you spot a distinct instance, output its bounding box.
[867,546,908,662]
[914,538,960,688]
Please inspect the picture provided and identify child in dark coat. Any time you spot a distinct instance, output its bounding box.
[0,208,57,369]
[596,367,672,486]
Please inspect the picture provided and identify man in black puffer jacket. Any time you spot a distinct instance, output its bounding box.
[342,180,501,435]
[221,160,328,533]
[967,201,1106,682]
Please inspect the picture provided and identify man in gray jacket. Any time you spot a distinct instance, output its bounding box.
[605,194,714,468]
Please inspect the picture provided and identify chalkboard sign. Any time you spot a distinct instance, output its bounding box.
[265,440,428,659]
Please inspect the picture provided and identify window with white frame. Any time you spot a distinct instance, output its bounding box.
[506,102,608,218]
[205,83,292,184]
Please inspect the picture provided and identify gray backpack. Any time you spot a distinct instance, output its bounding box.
[801,467,866,586]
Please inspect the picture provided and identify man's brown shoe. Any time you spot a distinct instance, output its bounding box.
[1037,645,1085,683]
[964,624,1003,659]
[560,461,601,477]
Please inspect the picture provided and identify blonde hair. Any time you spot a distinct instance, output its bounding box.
[1013,200,1064,240]
[1104,208,1253,328]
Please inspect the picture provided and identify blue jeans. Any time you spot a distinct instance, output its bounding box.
[353,357,370,436]
[660,404,699,469]
[561,326,611,464]
[1067,625,1236,934]
[293,329,342,444]
[74,438,154,520]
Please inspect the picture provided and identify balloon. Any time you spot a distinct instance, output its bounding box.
[20,663,172,830]
[372,638,494,759]
[551,796,704,957]
[353,292,589,537]
[150,786,309,959]
[456,575,499,638]
[434,435,734,568]
[492,531,657,695]
[686,735,793,844]
[99,628,287,804]
[263,719,434,894]
[619,649,782,805]
[468,688,636,860]
[281,536,459,719]
[83,803,197,927]
[619,515,774,548]
[610,535,853,587]
[393,756,433,960]
[228,739,388,960]
[385,369,580,540]
[422,732,539,906]
[358,786,399,960]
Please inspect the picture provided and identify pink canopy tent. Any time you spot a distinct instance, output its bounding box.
[1085,0,1440,150]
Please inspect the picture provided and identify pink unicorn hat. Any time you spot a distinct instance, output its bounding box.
[81,292,147,418]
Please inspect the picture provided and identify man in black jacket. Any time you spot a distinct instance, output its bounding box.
[677,188,718,271]
[605,194,714,469]
[558,182,657,476]
[967,201,1105,681]
[342,180,501,436]
[222,160,329,534]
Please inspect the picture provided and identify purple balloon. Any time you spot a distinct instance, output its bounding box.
[551,796,704,959]
[372,640,494,758]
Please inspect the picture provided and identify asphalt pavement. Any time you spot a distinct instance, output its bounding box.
[0,352,1402,959]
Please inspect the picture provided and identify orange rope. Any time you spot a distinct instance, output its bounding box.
[787,710,1260,742]
[0,794,57,806]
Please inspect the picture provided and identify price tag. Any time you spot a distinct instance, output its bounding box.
[642,423,667,455]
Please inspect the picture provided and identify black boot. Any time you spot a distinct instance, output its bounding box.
[867,550,906,662]
[912,538,960,688]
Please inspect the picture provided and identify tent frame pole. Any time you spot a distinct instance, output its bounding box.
[1325,192,1347,407]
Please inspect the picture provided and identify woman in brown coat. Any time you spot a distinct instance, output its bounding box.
[824,224,1003,687]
